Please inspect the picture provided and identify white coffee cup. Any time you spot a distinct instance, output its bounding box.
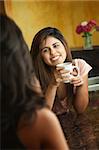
[56,62,79,83]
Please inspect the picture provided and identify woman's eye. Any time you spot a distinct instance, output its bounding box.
[53,44,59,48]
[42,48,49,53]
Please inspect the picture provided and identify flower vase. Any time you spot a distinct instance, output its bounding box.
[83,33,93,50]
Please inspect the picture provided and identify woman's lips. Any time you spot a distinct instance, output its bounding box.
[51,55,60,61]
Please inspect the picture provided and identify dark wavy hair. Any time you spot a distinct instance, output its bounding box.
[0,15,46,148]
[30,27,73,99]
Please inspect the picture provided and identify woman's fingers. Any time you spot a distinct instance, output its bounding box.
[55,67,83,86]
[56,67,69,74]
[54,69,70,83]
[70,76,84,86]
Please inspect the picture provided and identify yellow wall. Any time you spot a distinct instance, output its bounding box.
[5,0,99,49]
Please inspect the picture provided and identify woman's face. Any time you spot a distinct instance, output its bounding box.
[40,36,67,66]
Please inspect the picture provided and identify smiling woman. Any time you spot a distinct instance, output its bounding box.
[30,27,98,150]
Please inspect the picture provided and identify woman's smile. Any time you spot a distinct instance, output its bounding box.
[51,55,60,61]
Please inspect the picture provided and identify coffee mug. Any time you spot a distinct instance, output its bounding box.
[56,62,79,83]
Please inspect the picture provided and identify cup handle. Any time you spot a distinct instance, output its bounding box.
[71,66,79,77]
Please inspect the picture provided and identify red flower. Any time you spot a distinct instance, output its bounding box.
[88,20,96,27]
[76,20,97,35]
[76,25,83,34]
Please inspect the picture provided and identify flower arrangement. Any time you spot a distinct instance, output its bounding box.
[76,20,97,37]
[76,20,99,49]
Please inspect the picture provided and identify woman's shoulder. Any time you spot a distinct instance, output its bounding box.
[18,107,60,138]
[17,108,58,148]
[37,108,68,150]
[18,108,68,149]
[74,58,92,69]
[37,107,59,125]
[73,58,87,65]
[73,58,92,76]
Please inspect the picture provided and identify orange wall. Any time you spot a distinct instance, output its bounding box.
[5,0,99,49]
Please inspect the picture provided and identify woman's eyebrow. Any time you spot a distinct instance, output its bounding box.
[53,42,59,45]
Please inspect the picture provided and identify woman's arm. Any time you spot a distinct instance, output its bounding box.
[45,70,62,109]
[72,75,89,114]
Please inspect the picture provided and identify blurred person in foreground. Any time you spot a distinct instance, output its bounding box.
[0,15,69,150]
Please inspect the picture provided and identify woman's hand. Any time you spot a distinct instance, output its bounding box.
[70,68,84,86]
[55,66,70,83]
[55,65,83,86]
[51,70,63,87]
[70,75,84,87]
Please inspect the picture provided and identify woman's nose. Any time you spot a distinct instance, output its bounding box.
[50,48,56,55]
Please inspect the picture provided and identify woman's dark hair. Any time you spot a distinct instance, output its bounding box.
[0,15,46,148]
[30,27,73,99]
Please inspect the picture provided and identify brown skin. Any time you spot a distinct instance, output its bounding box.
[17,108,69,150]
[73,75,89,113]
